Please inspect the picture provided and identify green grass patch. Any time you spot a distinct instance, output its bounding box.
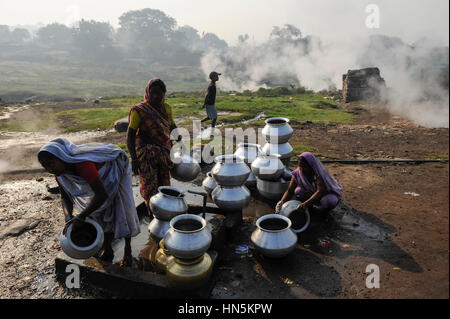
[427,153,449,161]
[56,107,130,132]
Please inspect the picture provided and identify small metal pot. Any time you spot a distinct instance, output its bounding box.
[166,253,213,290]
[59,218,104,260]
[148,218,171,243]
[150,186,188,221]
[279,200,311,233]
[261,117,294,144]
[164,214,212,260]
[251,154,285,181]
[202,172,217,196]
[251,214,298,258]
[256,177,290,201]
[212,185,251,211]
[170,151,201,182]
[211,154,250,187]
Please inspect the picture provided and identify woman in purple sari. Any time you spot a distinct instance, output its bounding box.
[276,152,343,215]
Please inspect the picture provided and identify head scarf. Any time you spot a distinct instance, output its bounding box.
[38,138,124,164]
[294,152,343,197]
[144,78,165,104]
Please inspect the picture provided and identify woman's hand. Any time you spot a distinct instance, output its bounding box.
[296,203,307,212]
[62,217,74,235]
[275,200,284,213]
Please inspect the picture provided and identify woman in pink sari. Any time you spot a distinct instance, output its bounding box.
[276,152,343,215]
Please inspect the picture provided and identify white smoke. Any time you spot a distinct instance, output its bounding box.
[201,28,449,128]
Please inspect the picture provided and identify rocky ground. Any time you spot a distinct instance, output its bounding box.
[0,102,448,299]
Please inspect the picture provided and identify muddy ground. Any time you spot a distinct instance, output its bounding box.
[0,102,448,299]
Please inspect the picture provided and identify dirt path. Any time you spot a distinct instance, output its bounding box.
[0,102,448,298]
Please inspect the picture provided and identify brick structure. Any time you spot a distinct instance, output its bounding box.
[342,67,387,103]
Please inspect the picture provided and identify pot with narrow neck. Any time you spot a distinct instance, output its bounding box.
[211,154,250,187]
[170,151,201,182]
[234,143,261,165]
[163,214,212,260]
[150,186,188,221]
[261,117,293,144]
[202,172,217,196]
[251,153,285,181]
[211,185,251,211]
[251,214,298,258]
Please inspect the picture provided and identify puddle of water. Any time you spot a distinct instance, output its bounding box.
[338,211,388,241]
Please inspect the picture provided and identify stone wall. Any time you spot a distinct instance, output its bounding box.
[342,67,387,103]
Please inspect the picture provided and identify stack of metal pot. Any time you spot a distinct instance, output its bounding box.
[234,143,260,188]
[162,214,213,290]
[148,186,188,242]
[210,154,251,212]
[261,117,294,168]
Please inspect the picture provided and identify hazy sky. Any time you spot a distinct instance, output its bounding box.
[0,0,448,45]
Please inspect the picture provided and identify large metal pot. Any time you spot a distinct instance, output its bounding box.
[202,172,217,196]
[211,185,251,211]
[211,154,250,187]
[251,154,285,181]
[234,143,261,165]
[279,200,311,233]
[59,218,104,260]
[256,177,290,201]
[261,117,293,144]
[282,167,293,181]
[164,214,212,260]
[166,253,213,290]
[150,186,188,221]
[155,239,174,274]
[148,218,171,243]
[170,151,201,182]
[251,214,298,258]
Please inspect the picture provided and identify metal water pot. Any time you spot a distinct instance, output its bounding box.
[262,142,293,165]
[211,185,251,211]
[150,186,188,221]
[166,253,213,290]
[148,218,171,243]
[59,218,104,260]
[170,151,201,182]
[256,177,290,201]
[279,200,311,233]
[211,154,250,187]
[245,170,257,188]
[155,239,173,274]
[164,214,212,260]
[202,172,217,196]
[234,143,261,165]
[251,153,285,181]
[261,117,293,144]
[251,214,298,258]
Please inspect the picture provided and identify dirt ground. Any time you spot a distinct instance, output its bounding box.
[0,102,448,299]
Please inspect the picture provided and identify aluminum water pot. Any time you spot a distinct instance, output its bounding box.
[202,172,217,196]
[279,200,311,233]
[148,218,171,243]
[211,154,250,187]
[261,117,293,144]
[170,151,201,182]
[251,153,285,181]
[164,214,212,260]
[251,214,298,258]
[256,177,290,201]
[212,185,251,211]
[150,186,188,221]
[262,142,293,163]
[234,143,261,165]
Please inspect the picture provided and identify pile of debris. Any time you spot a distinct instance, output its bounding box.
[342,67,387,103]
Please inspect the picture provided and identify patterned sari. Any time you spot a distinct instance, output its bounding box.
[130,80,175,215]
